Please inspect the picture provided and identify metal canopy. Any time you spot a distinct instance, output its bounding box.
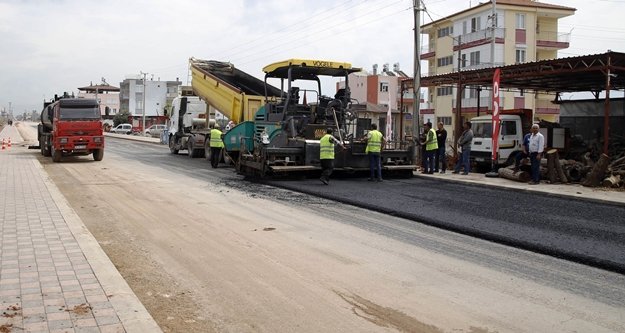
[421,51,625,155]
[421,51,625,93]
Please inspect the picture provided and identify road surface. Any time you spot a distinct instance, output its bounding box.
[16,122,625,333]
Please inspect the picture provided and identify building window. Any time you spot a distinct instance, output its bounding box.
[437,56,453,67]
[437,116,452,125]
[462,21,467,34]
[437,26,453,38]
[516,13,526,29]
[516,49,526,64]
[136,100,143,110]
[436,86,453,96]
[463,87,479,99]
[471,17,481,32]
[380,82,389,92]
[461,54,467,68]
[469,51,480,66]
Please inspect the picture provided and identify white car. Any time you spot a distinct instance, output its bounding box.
[111,123,132,135]
[145,124,167,137]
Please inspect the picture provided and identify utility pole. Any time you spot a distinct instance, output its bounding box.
[490,0,497,109]
[455,36,463,155]
[413,0,422,164]
[140,71,148,136]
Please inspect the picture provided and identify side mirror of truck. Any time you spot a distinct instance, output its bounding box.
[47,106,53,122]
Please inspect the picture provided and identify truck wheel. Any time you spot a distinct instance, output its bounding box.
[169,136,179,154]
[188,139,195,158]
[52,147,62,163]
[42,139,52,157]
[93,149,104,161]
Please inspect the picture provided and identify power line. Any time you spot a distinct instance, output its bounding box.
[227,0,408,65]
[212,0,380,61]
[236,4,411,68]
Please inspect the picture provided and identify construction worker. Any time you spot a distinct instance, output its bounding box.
[421,122,438,174]
[365,123,385,182]
[209,124,224,168]
[319,128,345,185]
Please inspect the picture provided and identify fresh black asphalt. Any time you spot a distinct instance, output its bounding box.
[262,176,625,275]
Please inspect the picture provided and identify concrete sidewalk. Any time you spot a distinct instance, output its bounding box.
[1,126,161,333]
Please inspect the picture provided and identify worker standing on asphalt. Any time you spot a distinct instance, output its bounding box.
[209,124,224,168]
[528,124,545,185]
[319,128,344,185]
[435,122,447,173]
[365,123,385,182]
[421,122,438,174]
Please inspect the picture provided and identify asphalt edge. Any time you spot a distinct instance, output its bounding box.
[33,158,163,333]
[261,179,625,276]
[412,172,625,208]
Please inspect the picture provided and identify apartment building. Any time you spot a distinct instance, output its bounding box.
[421,0,576,138]
[77,81,120,116]
[342,63,417,140]
[119,76,181,117]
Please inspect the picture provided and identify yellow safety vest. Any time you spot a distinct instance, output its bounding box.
[210,128,224,148]
[366,130,383,153]
[319,134,335,160]
[426,128,438,151]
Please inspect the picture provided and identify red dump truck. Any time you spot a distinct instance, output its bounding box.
[38,93,105,162]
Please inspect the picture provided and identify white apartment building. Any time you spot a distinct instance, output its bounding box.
[421,0,576,138]
[119,76,181,117]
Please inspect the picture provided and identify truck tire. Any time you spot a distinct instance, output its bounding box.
[188,139,195,158]
[42,138,52,157]
[169,135,179,154]
[52,147,62,163]
[93,149,104,161]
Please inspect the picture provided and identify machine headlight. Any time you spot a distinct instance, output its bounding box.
[94,137,102,143]
[60,138,68,144]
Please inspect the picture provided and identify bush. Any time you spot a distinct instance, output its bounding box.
[113,111,130,127]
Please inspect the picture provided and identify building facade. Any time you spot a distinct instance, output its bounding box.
[77,81,120,116]
[421,0,575,140]
[342,63,418,141]
[119,76,181,118]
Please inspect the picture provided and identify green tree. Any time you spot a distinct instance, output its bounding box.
[113,111,130,127]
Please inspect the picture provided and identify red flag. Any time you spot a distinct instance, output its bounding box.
[492,69,501,161]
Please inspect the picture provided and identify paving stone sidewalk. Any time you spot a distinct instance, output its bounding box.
[1,127,160,333]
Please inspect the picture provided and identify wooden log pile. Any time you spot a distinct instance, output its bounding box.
[498,165,531,183]
[498,134,624,189]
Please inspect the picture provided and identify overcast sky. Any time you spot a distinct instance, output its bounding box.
[1,0,623,114]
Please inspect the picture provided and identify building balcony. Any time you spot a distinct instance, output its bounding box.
[536,31,570,49]
[453,28,505,50]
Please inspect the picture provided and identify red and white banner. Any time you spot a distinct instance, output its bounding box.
[491,68,501,161]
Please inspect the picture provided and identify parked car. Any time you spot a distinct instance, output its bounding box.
[145,124,167,137]
[111,123,132,135]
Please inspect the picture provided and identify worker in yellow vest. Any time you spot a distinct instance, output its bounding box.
[209,124,225,168]
[319,128,344,185]
[421,122,438,174]
[365,123,385,182]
